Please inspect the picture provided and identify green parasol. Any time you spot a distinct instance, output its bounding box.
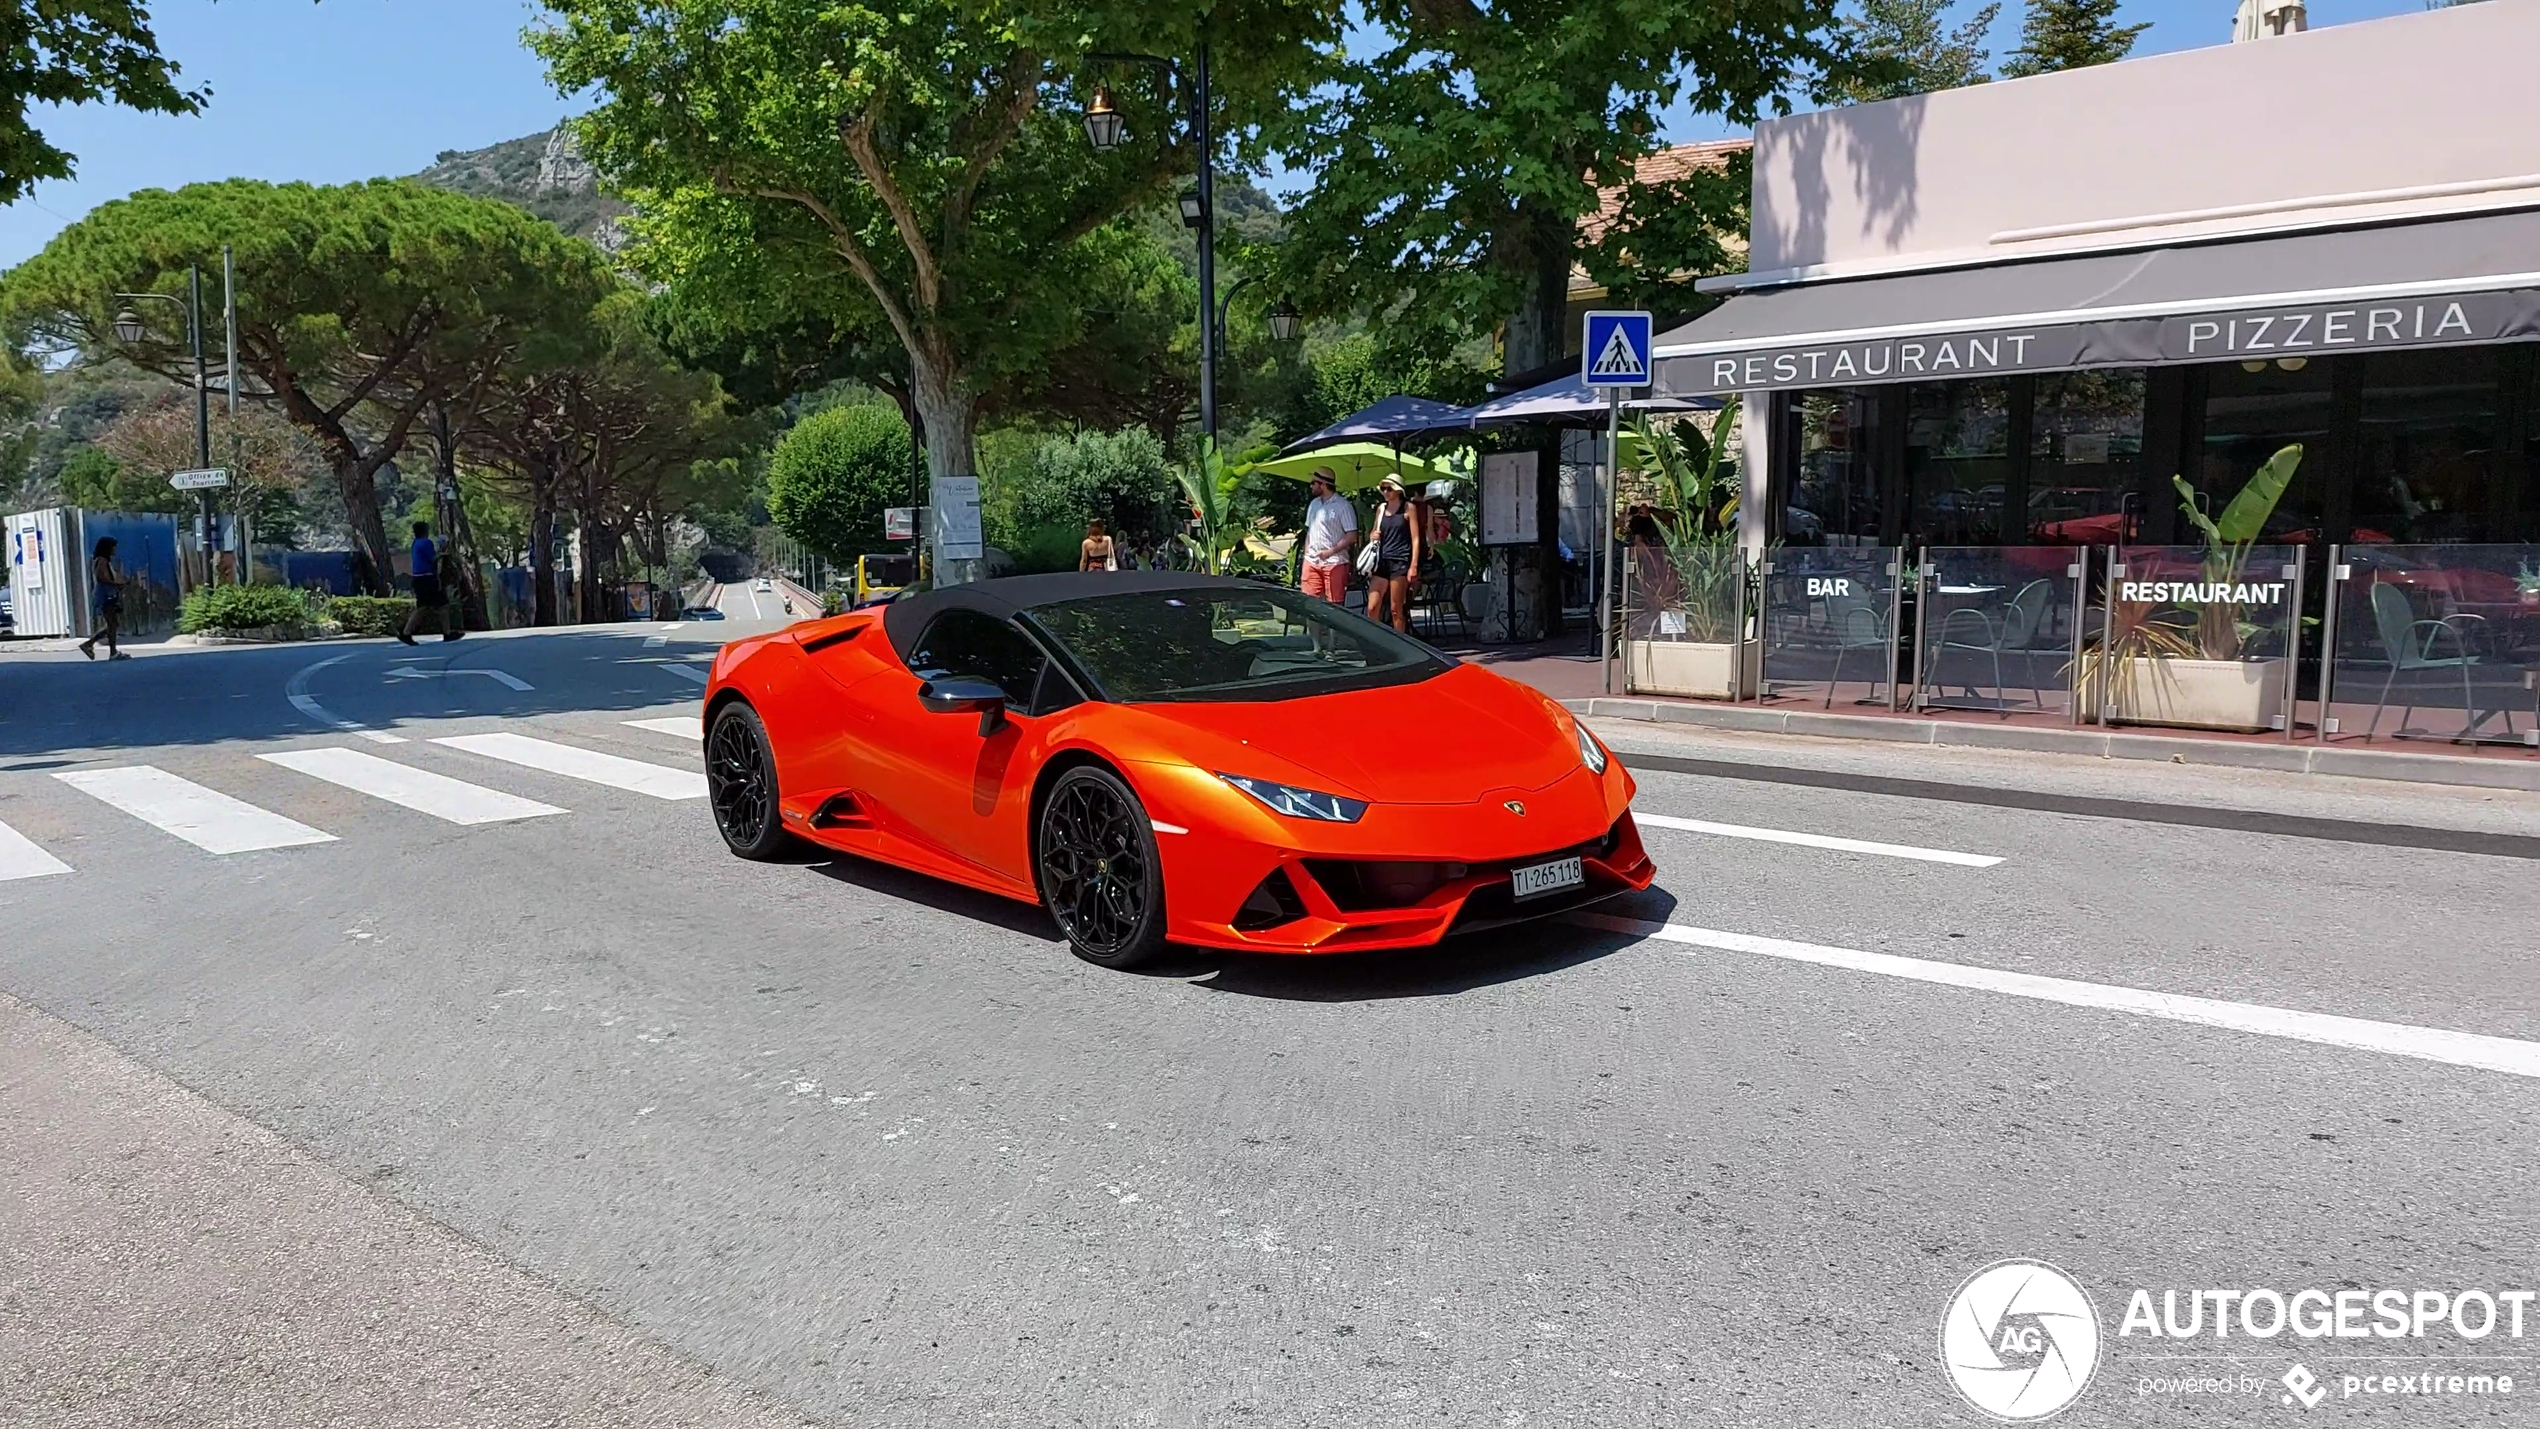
[1237,443,1463,492]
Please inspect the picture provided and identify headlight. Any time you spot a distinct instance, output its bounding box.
[1576,723,1608,775]
[1218,773,1367,823]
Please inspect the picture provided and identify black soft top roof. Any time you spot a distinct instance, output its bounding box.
[880,570,1271,664]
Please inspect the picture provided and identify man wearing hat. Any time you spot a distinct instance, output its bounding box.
[1298,466,1358,604]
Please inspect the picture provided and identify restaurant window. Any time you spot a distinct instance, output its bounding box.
[2199,358,2335,542]
[2349,347,2506,544]
[1903,380,2011,545]
[2027,371,2145,544]
[1790,390,1877,544]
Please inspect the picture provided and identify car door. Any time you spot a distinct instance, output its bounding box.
[868,608,1066,884]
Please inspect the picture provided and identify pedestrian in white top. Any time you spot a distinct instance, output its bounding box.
[1299,468,1359,603]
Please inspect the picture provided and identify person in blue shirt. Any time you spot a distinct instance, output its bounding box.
[396,520,462,645]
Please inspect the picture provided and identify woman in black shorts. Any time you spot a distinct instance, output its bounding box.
[1364,475,1422,634]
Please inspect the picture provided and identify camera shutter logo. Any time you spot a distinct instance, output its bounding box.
[1940,1259,2102,1421]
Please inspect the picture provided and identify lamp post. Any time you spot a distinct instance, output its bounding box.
[114,267,219,585]
[1083,44,1300,445]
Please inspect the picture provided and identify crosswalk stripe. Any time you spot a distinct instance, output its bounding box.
[0,819,73,881]
[1632,811,2001,867]
[259,748,565,825]
[53,767,336,854]
[623,716,702,739]
[662,664,710,685]
[433,733,705,801]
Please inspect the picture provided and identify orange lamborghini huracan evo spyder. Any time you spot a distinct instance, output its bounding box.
[699,571,1655,968]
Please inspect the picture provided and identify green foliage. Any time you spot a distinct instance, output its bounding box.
[996,427,1176,544]
[1999,0,2147,77]
[319,595,415,637]
[1831,0,1998,102]
[766,404,912,563]
[1174,438,1249,575]
[1267,0,1862,369]
[178,583,314,634]
[56,445,186,514]
[2167,443,2303,661]
[0,2,209,203]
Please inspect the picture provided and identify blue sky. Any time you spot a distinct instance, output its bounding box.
[0,0,2433,268]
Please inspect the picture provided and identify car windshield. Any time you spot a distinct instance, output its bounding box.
[1027,588,1450,703]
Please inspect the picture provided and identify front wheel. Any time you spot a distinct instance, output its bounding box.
[1036,765,1167,969]
[707,702,791,860]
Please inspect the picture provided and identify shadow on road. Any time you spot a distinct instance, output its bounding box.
[806,853,1064,944]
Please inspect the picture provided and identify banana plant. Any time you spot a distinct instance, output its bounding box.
[1620,396,1742,544]
[1174,436,1245,575]
[2171,443,2303,660]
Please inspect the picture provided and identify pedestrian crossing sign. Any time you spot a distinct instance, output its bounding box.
[1582,310,1653,387]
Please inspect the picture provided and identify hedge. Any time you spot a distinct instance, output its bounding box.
[177,583,315,634]
[323,595,414,637]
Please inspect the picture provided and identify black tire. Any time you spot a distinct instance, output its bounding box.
[707,703,791,860]
[1035,765,1168,969]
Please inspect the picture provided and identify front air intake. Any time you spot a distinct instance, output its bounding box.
[1232,868,1308,930]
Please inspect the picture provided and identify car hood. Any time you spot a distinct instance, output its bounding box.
[1133,663,1582,804]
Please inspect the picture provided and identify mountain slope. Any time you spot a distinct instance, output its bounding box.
[411,126,628,249]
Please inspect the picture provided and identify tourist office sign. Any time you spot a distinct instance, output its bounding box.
[1656,287,2540,395]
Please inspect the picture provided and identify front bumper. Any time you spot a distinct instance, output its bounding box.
[1143,763,1656,954]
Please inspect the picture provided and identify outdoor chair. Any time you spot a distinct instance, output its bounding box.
[1414,575,1467,640]
[1820,578,1893,708]
[1927,578,2053,711]
[2365,581,2508,742]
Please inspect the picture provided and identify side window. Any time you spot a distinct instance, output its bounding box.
[1030,661,1086,717]
[908,610,1046,707]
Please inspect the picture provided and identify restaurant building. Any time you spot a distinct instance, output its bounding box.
[1638,1,2540,750]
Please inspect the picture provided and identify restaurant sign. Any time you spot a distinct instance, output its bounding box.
[1658,287,2540,395]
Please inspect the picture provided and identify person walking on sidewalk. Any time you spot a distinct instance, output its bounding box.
[396,521,462,646]
[77,537,128,660]
[1365,475,1421,634]
[1299,468,1358,604]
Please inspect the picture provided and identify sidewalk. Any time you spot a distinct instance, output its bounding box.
[0,992,810,1429]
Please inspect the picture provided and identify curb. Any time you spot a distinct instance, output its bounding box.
[1564,697,2540,795]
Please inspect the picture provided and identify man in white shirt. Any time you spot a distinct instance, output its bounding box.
[1299,468,1358,604]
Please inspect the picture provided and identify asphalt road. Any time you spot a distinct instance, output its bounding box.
[3,615,2537,1427]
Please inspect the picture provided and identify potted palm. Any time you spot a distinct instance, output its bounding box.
[1620,399,1756,699]
[2079,444,2303,730]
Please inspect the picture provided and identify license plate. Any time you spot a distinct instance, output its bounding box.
[1510,856,1584,901]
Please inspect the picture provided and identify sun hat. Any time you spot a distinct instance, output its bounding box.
[1309,466,1336,485]
[1377,474,1406,493]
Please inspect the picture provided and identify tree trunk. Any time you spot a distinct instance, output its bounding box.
[910,352,985,584]
[332,453,394,595]
[530,479,558,626]
[1497,196,1575,378]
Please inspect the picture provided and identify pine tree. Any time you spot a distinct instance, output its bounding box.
[2000,0,2149,78]
[1832,0,2001,103]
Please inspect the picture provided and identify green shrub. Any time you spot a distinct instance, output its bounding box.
[767,403,912,562]
[178,583,315,634]
[325,595,414,636]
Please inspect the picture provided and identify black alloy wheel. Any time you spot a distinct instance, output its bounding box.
[707,703,790,859]
[1036,765,1167,968]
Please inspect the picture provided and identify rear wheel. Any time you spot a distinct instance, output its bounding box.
[1036,766,1167,969]
[707,703,790,860]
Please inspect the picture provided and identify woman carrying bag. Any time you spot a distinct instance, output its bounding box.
[1363,475,1421,633]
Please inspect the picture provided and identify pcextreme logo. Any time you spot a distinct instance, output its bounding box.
[1940,1259,2103,1421]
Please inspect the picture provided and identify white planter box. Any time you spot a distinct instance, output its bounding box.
[1627,639,1757,700]
[2103,655,2287,731]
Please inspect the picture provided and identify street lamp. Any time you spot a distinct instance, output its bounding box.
[112,309,147,344]
[1268,300,1303,343]
[1082,87,1127,152]
[114,269,220,584]
[1176,185,1205,229]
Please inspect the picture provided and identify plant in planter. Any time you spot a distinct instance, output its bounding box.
[2077,443,2303,727]
[1620,399,1755,697]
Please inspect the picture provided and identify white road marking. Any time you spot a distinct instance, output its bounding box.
[644,634,669,647]
[433,733,706,800]
[744,587,765,620]
[1632,812,2001,867]
[1573,914,2540,1081]
[286,652,406,743]
[658,622,682,632]
[383,666,534,691]
[260,748,565,825]
[0,820,72,881]
[662,664,710,685]
[623,716,702,738]
[54,767,336,854]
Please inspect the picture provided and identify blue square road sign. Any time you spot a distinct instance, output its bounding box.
[1582,310,1653,387]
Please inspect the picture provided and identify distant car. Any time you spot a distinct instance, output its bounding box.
[682,605,726,620]
[0,586,13,633]
[753,578,774,593]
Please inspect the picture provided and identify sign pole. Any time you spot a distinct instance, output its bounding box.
[1581,308,1651,695]
[1601,385,1621,693]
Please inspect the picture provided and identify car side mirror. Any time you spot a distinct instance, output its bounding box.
[918,676,1009,736]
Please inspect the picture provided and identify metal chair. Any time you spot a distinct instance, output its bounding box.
[1820,578,1892,708]
[1928,578,2053,710]
[2365,581,2500,741]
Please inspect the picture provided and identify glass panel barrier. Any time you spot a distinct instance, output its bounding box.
[1912,546,2088,718]
[2094,544,2303,733]
[2322,543,2540,748]
[1620,539,1750,700]
[1759,546,1901,709]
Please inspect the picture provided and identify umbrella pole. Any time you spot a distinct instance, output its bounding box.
[1600,387,1622,693]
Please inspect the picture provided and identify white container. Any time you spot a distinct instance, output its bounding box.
[5,508,80,638]
[1627,639,1759,700]
[2103,655,2288,731]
